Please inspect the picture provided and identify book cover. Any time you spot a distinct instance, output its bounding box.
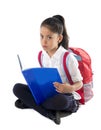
[22,68,62,105]
[17,54,62,104]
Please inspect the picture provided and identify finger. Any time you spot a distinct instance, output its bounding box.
[53,82,61,87]
[55,87,63,93]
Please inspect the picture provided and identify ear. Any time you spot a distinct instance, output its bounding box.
[58,34,63,43]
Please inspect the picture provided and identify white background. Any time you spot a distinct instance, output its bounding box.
[0,0,101,129]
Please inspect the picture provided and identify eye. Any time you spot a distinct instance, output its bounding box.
[47,36,52,40]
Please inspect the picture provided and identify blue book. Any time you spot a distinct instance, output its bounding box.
[17,55,62,105]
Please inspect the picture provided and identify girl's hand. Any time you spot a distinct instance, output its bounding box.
[53,82,73,93]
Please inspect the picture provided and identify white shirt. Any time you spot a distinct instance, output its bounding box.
[41,46,83,99]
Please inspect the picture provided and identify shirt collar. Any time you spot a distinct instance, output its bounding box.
[43,46,66,60]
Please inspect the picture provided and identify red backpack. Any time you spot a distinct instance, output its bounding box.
[38,47,94,104]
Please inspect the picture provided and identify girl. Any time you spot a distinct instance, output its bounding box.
[13,15,83,125]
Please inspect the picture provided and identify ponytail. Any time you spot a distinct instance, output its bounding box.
[52,15,69,49]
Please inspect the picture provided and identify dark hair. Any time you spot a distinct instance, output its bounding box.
[40,15,69,49]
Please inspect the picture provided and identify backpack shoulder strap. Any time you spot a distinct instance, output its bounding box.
[63,52,73,84]
[63,51,85,104]
[38,50,42,67]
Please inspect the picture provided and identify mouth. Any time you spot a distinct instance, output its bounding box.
[42,45,47,49]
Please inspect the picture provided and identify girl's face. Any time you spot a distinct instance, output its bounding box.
[40,26,63,56]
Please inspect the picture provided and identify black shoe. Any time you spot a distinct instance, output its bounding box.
[15,99,29,109]
[54,111,61,125]
[47,111,61,125]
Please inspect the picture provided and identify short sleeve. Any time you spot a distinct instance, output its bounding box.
[66,53,83,82]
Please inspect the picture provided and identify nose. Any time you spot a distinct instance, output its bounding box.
[41,37,47,45]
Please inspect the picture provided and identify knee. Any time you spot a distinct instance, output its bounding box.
[13,83,21,96]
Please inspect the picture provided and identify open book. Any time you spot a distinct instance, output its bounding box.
[17,55,62,105]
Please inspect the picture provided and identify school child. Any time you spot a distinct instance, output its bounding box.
[13,15,83,125]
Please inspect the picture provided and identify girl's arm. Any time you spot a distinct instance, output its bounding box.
[53,81,83,93]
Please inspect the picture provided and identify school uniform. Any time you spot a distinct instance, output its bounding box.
[13,46,83,124]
